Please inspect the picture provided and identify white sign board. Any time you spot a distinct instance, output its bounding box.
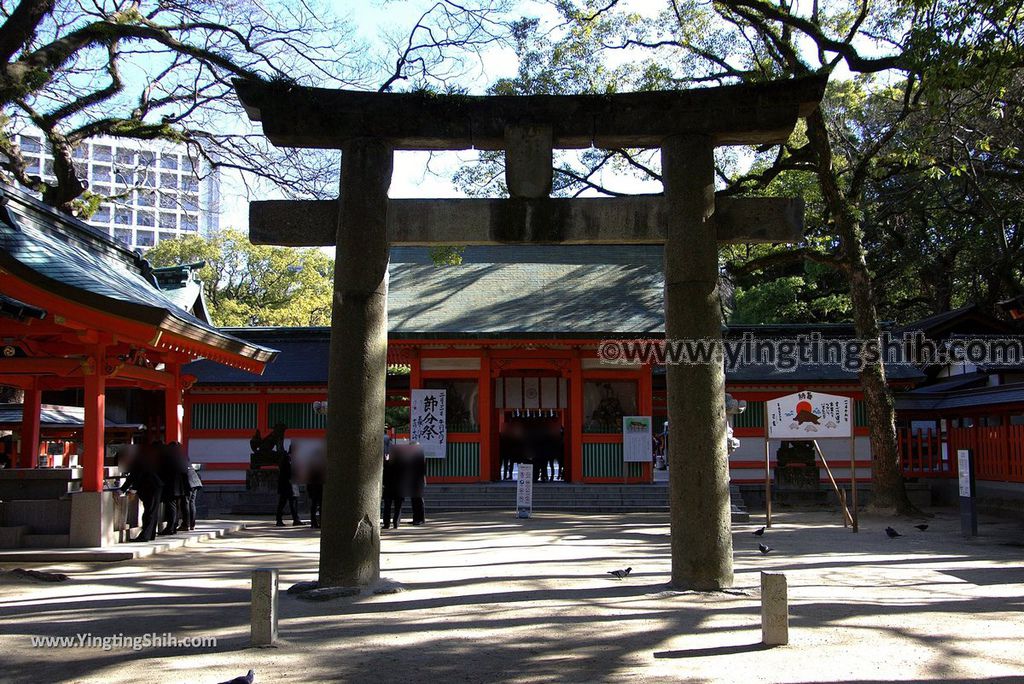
[516,463,533,518]
[622,416,653,463]
[767,391,852,439]
[411,389,446,459]
[957,449,973,498]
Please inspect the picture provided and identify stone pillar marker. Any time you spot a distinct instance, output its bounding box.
[318,138,393,588]
[663,134,733,590]
[504,125,553,198]
[761,571,789,646]
[251,568,279,646]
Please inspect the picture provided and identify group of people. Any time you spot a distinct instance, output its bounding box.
[499,419,564,482]
[275,444,325,528]
[119,440,203,543]
[381,428,427,529]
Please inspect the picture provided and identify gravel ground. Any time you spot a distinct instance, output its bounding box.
[1,508,1022,683]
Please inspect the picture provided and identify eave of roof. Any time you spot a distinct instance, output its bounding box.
[0,185,276,372]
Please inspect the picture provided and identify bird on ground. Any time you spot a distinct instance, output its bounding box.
[758,543,773,555]
[753,527,765,537]
[885,527,902,538]
[607,567,632,580]
[219,670,254,684]
[914,524,929,531]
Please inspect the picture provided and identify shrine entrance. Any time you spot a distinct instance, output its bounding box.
[234,74,826,590]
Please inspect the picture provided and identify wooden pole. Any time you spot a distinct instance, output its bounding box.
[850,435,859,533]
[764,436,772,527]
[813,440,853,528]
[764,404,772,528]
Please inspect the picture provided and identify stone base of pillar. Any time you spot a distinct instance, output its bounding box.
[69,491,118,548]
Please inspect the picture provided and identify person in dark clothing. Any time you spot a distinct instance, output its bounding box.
[120,443,163,542]
[408,441,427,525]
[158,442,189,535]
[276,443,303,526]
[306,446,325,529]
[387,440,427,527]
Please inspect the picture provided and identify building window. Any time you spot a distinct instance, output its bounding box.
[26,158,40,174]
[116,148,135,166]
[159,231,176,243]
[93,165,111,183]
[135,230,155,247]
[136,190,155,207]
[20,135,42,153]
[181,214,198,232]
[182,176,199,192]
[72,144,88,159]
[93,145,112,162]
[159,172,177,189]
[113,228,132,246]
[981,415,1003,427]
[190,402,258,430]
[138,151,155,168]
[160,154,179,170]
[43,159,54,177]
[114,207,133,225]
[159,192,177,209]
[136,210,154,227]
[1011,415,1024,426]
[114,169,132,186]
[91,184,111,197]
[424,379,479,432]
[159,212,176,229]
[182,194,199,212]
[140,170,156,188]
[583,380,637,433]
[93,206,111,222]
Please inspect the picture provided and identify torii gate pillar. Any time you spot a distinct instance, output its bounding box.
[663,135,732,589]
[319,138,392,587]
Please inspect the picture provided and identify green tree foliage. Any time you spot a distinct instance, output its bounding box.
[145,230,333,327]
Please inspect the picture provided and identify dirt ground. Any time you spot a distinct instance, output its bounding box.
[1,508,1023,683]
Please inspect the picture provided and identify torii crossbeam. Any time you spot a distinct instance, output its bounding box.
[234,75,826,591]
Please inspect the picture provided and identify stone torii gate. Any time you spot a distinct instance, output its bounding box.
[234,76,825,591]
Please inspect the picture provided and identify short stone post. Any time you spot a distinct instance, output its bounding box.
[251,568,279,647]
[760,571,789,646]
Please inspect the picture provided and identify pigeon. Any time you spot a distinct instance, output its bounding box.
[758,543,773,555]
[219,670,254,684]
[885,527,902,538]
[914,524,929,531]
[607,567,632,580]
[753,527,765,537]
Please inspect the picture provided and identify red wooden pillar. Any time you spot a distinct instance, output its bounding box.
[82,365,106,493]
[569,351,584,483]
[164,363,182,444]
[638,364,653,482]
[19,383,41,468]
[478,351,492,482]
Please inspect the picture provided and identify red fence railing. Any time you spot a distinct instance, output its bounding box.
[899,425,1024,483]
[898,428,953,478]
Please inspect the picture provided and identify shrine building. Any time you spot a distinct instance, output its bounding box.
[182,245,922,491]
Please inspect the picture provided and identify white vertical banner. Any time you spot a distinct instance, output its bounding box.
[411,389,446,459]
[622,416,653,462]
[516,463,534,518]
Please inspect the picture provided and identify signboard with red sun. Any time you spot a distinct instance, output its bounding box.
[766,391,852,439]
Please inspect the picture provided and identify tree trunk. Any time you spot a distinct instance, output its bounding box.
[806,110,914,515]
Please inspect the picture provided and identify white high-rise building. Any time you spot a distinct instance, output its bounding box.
[9,130,221,250]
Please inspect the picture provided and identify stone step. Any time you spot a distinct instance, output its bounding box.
[0,525,29,549]
[22,533,71,548]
